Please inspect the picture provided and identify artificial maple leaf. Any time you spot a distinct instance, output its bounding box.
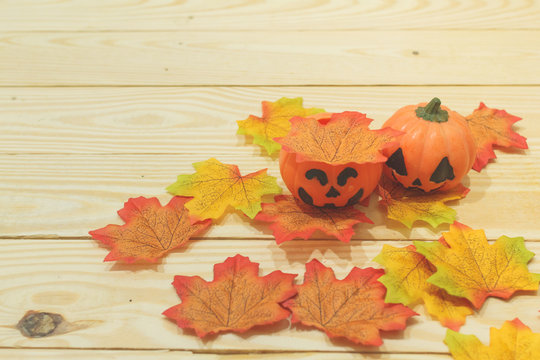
[163,254,297,337]
[167,158,281,220]
[283,259,417,346]
[377,174,469,228]
[254,195,372,244]
[415,222,540,309]
[275,111,401,165]
[374,244,473,330]
[89,197,210,263]
[237,97,325,155]
[465,102,528,172]
[445,318,540,360]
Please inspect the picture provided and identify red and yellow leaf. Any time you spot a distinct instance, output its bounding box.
[237,97,325,155]
[378,174,469,228]
[445,318,540,360]
[163,254,297,337]
[255,195,372,244]
[166,158,281,220]
[275,111,401,165]
[465,102,528,171]
[374,244,473,331]
[283,259,417,346]
[89,197,210,263]
[415,222,540,309]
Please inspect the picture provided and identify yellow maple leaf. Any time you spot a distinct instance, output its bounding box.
[415,222,540,309]
[378,174,469,228]
[374,244,473,330]
[237,97,324,155]
[166,158,281,220]
[445,318,540,360]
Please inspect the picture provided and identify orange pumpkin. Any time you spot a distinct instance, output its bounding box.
[383,97,476,192]
[279,113,383,208]
[280,151,382,207]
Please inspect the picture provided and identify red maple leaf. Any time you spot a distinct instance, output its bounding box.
[275,111,401,165]
[465,102,528,171]
[255,195,372,244]
[283,259,417,346]
[163,254,297,337]
[89,197,210,263]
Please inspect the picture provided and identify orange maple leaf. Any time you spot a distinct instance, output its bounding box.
[275,111,401,165]
[465,102,528,171]
[237,97,325,155]
[283,259,417,346]
[163,254,297,337]
[255,195,372,244]
[374,244,474,331]
[415,222,540,309]
[167,158,281,220]
[445,318,540,359]
[89,197,210,263]
[378,174,469,228]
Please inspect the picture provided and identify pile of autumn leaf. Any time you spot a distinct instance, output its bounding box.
[89,98,540,356]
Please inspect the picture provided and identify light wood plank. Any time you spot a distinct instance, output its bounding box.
[0,239,538,353]
[1,0,538,31]
[1,86,537,154]
[1,152,539,241]
[1,31,539,86]
[0,349,451,360]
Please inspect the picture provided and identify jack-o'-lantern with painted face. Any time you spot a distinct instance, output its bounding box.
[383,97,476,192]
[279,153,382,207]
[276,112,400,208]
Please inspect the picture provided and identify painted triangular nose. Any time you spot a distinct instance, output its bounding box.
[325,186,340,198]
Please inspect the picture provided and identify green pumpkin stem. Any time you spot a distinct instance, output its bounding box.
[415,97,449,123]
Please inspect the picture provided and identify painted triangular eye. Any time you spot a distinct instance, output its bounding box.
[430,157,455,183]
[386,148,407,176]
[305,169,328,185]
[337,167,358,186]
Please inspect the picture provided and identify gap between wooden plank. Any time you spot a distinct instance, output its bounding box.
[0,346,446,355]
[6,28,540,33]
[0,348,453,360]
[1,236,539,242]
[0,349,453,360]
[2,84,540,88]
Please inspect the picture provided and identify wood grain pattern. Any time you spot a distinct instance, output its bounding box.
[2,0,539,31]
[1,86,537,154]
[2,0,540,358]
[0,239,538,353]
[1,86,538,240]
[2,153,539,241]
[0,349,452,360]
[1,31,539,86]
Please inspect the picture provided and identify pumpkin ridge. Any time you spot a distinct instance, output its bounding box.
[414,120,431,180]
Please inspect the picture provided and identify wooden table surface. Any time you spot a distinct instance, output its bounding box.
[1,1,539,359]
